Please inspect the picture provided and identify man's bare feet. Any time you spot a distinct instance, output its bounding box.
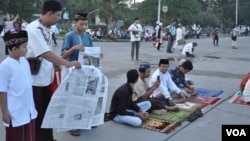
[165,105,180,112]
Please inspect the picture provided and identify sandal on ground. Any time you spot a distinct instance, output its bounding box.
[194,108,203,117]
[69,129,80,136]
[187,113,197,122]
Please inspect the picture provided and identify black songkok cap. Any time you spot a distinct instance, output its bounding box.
[159,59,169,65]
[42,0,62,12]
[3,30,28,47]
[75,12,88,20]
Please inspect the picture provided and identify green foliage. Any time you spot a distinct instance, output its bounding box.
[0,0,41,22]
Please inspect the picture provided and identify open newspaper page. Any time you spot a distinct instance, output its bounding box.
[91,75,108,126]
[42,65,108,131]
[78,47,101,69]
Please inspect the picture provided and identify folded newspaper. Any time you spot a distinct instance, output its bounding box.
[41,65,108,131]
[78,47,101,68]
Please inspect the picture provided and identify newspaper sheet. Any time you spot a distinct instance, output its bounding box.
[78,47,101,68]
[42,65,108,131]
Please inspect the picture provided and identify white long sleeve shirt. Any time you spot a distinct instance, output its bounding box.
[149,69,181,99]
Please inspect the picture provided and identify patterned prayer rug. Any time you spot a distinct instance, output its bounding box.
[196,88,223,97]
[187,95,221,105]
[141,118,181,134]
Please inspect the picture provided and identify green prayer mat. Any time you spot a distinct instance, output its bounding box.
[149,110,192,123]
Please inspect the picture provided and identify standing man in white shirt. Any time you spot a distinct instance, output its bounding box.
[128,17,143,61]
[182,42,197,57]
[25,1,81,141]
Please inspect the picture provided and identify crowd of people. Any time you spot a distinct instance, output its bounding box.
[0,0,249,141]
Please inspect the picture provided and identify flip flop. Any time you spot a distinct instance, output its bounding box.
[69,129,80,136]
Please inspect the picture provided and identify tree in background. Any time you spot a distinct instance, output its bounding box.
[0,0,41,22]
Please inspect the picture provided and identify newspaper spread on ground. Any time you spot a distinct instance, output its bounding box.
[41,65,108,131]
[78,47,101,69]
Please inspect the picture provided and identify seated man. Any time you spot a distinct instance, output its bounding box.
[109,69,151,127]
[134,62,179,115]
[243,79,250,104]
[169,59,197,97]
[149,59,188,104]
[182,42,197,57]
[240,72,250,92]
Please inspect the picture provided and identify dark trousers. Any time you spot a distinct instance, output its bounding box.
[33,86,54,141]
[131,41,140,60]
[167,36,175,52]
[6,120,36,141]
[213,35,219,46]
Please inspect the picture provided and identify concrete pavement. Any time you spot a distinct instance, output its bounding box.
[0,36,250,141]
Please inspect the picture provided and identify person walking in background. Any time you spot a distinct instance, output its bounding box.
[196,25,201,39]
[25,1,81,141]
[128,17,143,61]
[155,22,163,51]
[166,19,177,53]
[231,24,240,49]
[0,30,38,141]
[50,24,59,47]
[173,23,184,51]
[212,26,219,47]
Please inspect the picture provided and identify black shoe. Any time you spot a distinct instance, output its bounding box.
[194,108,203,117]
[187,113,197,122]
[167,51,173,53]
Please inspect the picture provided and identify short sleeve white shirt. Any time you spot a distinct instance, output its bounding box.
[128,23,143,41]
[0,57,37,127]
[26,20,54,86]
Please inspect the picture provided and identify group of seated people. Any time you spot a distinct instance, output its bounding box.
[109,58,196,127]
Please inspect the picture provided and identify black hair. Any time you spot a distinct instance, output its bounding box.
[127,69,139,83]
[138,68,146,73]
[181,60,193,71]
[134,17,139,21]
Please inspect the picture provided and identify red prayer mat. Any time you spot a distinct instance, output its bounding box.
[187,95,221,105]
[229,93,250,107]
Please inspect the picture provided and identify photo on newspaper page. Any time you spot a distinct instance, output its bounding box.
[41,66,107,130]
[78,47,101,68]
